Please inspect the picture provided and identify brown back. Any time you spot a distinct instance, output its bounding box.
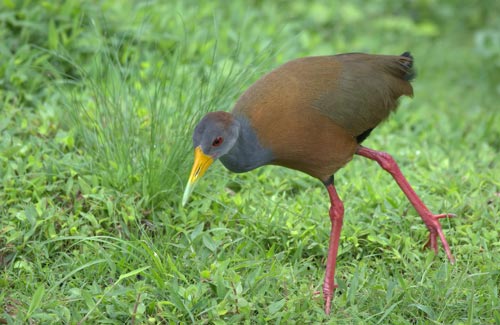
[311,53,413,136]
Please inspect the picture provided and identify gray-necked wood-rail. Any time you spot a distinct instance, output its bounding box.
[182,52,454,314]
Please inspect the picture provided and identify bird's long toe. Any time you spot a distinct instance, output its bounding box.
[324,294,333,315]
[425,231,438,253]
[435,213,456,220]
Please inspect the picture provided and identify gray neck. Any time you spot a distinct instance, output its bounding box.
[219,115,274,173]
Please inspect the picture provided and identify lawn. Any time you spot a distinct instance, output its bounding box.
[1,0,499,324]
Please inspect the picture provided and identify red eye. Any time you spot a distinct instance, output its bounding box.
[212,137,223,147]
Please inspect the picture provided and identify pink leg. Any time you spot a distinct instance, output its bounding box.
[323,180,344,315]
[356,146,455,263]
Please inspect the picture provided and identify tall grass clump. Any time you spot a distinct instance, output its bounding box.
[63,23,272,210]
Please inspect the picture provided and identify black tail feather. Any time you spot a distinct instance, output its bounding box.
[400,51,415,81]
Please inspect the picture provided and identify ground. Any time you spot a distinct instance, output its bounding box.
[1,1,499,323]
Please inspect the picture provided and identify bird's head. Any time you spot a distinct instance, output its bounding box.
[182,111,240,206]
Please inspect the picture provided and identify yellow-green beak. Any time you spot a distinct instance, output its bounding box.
[182,146,214,206]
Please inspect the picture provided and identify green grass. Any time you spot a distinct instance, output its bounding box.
[1,0,500,323]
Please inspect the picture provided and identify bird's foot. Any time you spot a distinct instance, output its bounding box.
[323,283,338,315]
[422,213,455,264]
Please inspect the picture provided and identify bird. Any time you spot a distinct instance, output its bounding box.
[182,52,454,314]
